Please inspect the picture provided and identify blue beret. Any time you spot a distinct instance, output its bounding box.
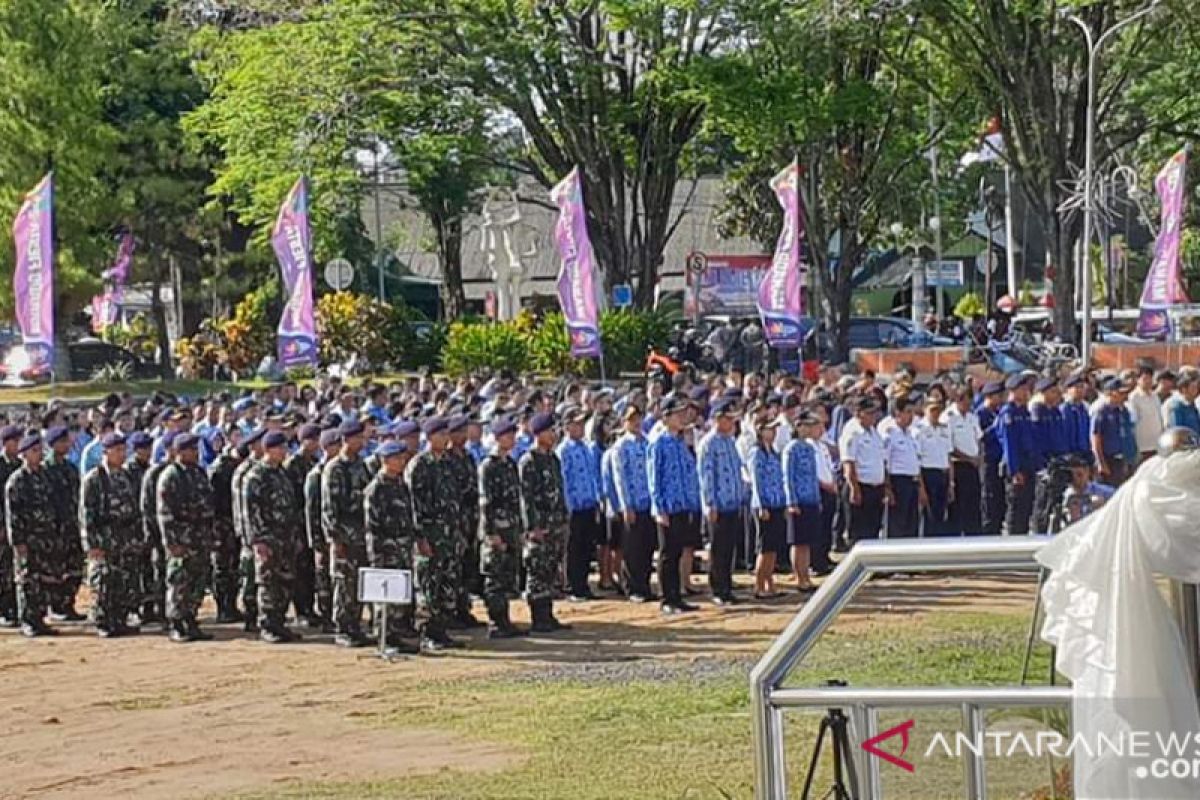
[376,441,408,459]
[1035,377,1057,393]
[421,416,448,435]
[263,431,288,449]
[393,420,419,438]
[174,433,200,451]
[101,432,126,449]
[982,381,1004,396]
[1004,373,1032,391]
[45,426,68,446]
[0,425,21,443]
[1102,377,1123,392]
[490,417,517,437]
[689,386,710,403]
[17,434,41,454]
[338,419,365,438]
[318,429,342,449]
[242,427,267,447]
[529,412,556,435]
[297,423,320,442]
[446,414,469,433]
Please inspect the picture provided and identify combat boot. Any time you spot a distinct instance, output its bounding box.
[454,603,486,629]
[384,633,421,654]
[259,626,288,644]
[334,628,371,648]
[545,600,572,632]
[214,594,243,624]
[486,601,517,640]
[187,618,214,641]
[242,617,259,633]
[502,605,528,637]
[140,603,163,624]
[168,620,197,643]
[529,599,555,633]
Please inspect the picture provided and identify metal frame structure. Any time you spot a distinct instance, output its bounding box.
[750,536,1071,800]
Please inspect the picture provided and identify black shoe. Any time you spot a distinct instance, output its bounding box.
[660,603,682,616]
[568,593,592,603]
[188,621,214,641]
[301,615,328,629]
[677,600,699,612]
[168,621,197,643]
[20,620,54,637]
[0,614,19,628]
[420,636,449,653]
[96,624,121,638]
[117,622,140,636]
[334,632,371,648]
[487,624,521,640]
[141,607,164,624]
[812,566,835,577]
[50,609,85,622]
[711,595,730,607]
[454,609,486,629]
[215,608,244,624]
[260,627,288,644]
[242,619,259,633]
[384,635,420,654]
[628,594,647,604]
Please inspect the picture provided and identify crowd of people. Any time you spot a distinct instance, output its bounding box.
[0,359,1176,653]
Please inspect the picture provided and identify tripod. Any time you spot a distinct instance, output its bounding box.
[800,701,860,800]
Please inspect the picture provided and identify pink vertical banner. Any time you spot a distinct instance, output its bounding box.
[272,176,318,368]
[1136,148,1190,339]
[12,173,55,375]
[91,232,135,332]
[550,166,602,358]
[758,159,808,348]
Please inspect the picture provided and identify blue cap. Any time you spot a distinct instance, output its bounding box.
[688,386,710,404]
[446,414,469,433]
[1035,377,1057,393]
[101,432,126,449]
[0,425,21,443]
[263,431,288,449]
[376,441,408,459]
[982,381,1004,396]
[1064,374,1085,388]
[318,429,342,449]
[174,433,200,451]
[529,412,556,436]
[1004,373,1032,391]
[393,420,419,438]
[339,419,365,438]
[421,416,448,435]
[17,434,41,454]
[490,417,517,437]
[243,427,267,447]
[297,423,320,442]
[1102,376,1123,392]
[710,397,739,418]
[45,426,69,446]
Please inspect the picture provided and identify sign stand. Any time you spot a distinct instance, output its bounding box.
[358,567,414,662]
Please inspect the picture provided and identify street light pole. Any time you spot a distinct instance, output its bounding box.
[1065,1,1161,365]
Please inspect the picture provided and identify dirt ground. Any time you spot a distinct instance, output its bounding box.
[0,573,1037,800]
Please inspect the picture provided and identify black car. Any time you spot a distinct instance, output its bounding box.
[67,339,156,380]
[803,317,954,362]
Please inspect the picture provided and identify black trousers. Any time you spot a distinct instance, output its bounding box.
[888,475,920,539]
[292,544,316,618]
[657,512,697,606]
[948,461,981,535]
[567,509,601,596]
[812,490,838,571]
[1004,470,1036,536]
[707,511,740,600]
[849,484,886,543]
[621,512,656,597]
[981,460,1005,535]
[921,468,950,537]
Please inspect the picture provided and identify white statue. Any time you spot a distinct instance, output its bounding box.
[481,188,537,320]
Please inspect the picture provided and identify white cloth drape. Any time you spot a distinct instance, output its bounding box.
[1038,450,1200,799]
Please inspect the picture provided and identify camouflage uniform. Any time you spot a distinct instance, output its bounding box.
[156,461,215,626]
[5,464,56,628]
[207,451,242,618]
[80,463,141,630]
[446,446,481,617]
[303,462,332,623]
[231,457,258,625]
[0,453,22,622]
[519,448,569,626]
[364,470,417,636]
[139,461,170,618]
[478,451,523,624]
[321,452,371,637]
[243,460,300,632]
[405,450,460,635]
[45,453,82,613]
[283,449,318,620]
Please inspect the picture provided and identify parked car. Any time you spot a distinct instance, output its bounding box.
[803,316,954,363]
[0,338,156,382]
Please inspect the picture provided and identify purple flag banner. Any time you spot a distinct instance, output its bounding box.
[758,160,808,348]
[1137,149,1191,339]
[272,177,318,368]
[551,167,602,358]
[91,232,135,332]
[12,174,55,375]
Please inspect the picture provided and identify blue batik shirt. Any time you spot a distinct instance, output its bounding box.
[698,430,745,515]
[80,437,105,474]
[748,444,786,511]
[647,430,700,517]
[998,402,1039,477]
[612,432,651,514]
[467,439,488,464]
[783,438,820,507]
[557,436,601,513]
[68,431,90,468]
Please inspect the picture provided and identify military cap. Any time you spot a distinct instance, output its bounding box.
[0,425,21,443]
[174,433,200,451]
[318,429,342,449]
[660,396,688,416]
[1034,377,1058,393]
[17,434,41,454]
[422,416,448,435]
[44,426,69,446]
[1063,374,1085,388]
[297,423,320,442]
[490,417,517,437]
[529,412,556,435]
[982,381,1004,396]
[1102,376,1124,392]
[1004,373,1033,391]
[392,420,419,438]
[338,419,365,438]
[243,427,267,447]
[263,431,288,449]
[710,397,740,418]
[101,432,126,449]
[688,386,710,405]
[446,414,469,433]
[376,441,408,459]
[856,398,880,413]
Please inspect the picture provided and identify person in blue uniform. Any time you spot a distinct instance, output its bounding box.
[998,373,1039,535]
[1091,377,1136,487]
[1030,376,1068,533]
[748,417,786,598]
[697,397,745,606]
[557,408,602,602]
[1060,374,1093,462]
[612,406,655,602]
[647,396,701,615]
[976,381,1006,534]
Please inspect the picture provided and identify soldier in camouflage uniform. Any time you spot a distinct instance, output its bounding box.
[157,434,215,643]
[44,426,84,620]
[208,443,244,623]
[139,434,173,624]
[304,429,340,631]
[321,420,373,648]
[123,432,153,623]
[232,427,266,631]
[243,431,302,643]
[80,434,141,637]
[0,425,24,626]
[363,440,419,653]
[5,434,58,637]
[362,422,398,478]
[478,417,527,639]
[446,414,484,628]
[283,423,320,625]
[519,413,571,633]
[406,417,464,652]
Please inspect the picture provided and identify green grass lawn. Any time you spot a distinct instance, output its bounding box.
[234,611,1064,800]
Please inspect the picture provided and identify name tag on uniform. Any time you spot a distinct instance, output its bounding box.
[358,568,413,604]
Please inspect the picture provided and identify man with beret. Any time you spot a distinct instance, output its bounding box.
[139,432,176,625]
[698,397,745,605]
[1060,374,1093,464]
[321,420,373,647]
[520,411,572,631]
[0,425,23,625]
[363,441,420,653]
[405,417,465,651]
[478,417,528,638]
[1030,377,1069,534]
[976,381,1007,534]
[997,374,1039,534]
[557,407,602,603]
[80,434,141,637]
[207,438,244,623]
[6,434,57,637]
[612,406,655,602]
[842,398,888,544]
[285,423,321,626]
[647,397,702,615]
[232,427,267,631]
[243,431,302,643]
[304,429,341,631]
[156,433,215,642]
[1091,377,1136,488]
[44,426,84,620]
[446,414,484,627]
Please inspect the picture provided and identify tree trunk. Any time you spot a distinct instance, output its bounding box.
[432,206,466,320]
[150,277,172,379]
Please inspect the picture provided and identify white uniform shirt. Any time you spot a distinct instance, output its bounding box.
[838,417,863,460]
[943,405,982,460]
[844,426,886,485]
[913,418,953,470]
[811,438,835,486]
[883,424,921,477]
[1126,387,1163,454]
